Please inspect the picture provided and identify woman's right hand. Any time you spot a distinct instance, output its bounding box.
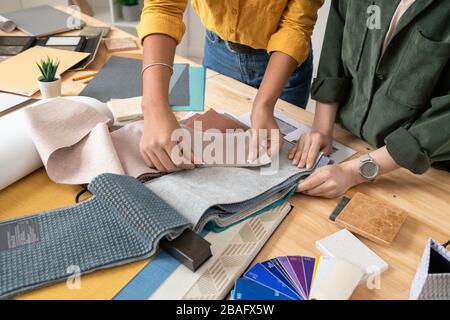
[289,131,333,169]
[140,104,194,172]
[289,101,338,168]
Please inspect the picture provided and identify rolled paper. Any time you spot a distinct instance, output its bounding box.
[0,20,16,33]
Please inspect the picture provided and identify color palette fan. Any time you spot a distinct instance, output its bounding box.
[232,255,365,300]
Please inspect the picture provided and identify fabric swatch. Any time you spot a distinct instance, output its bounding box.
[24,99,271,185]
[0,173,191,299]
[169,63,190,106]
[145,146,329,231]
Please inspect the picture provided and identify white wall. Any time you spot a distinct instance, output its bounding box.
[0,0,67,12]
[311,0,331,77]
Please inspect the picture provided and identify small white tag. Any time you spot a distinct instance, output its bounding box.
[46,37,81,46]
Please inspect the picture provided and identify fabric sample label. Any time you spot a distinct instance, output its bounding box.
[0,218,40,251]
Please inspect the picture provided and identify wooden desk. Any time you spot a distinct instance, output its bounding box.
[1,7,449,300]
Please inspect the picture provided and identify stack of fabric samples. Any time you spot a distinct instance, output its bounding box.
[232,255,365,300]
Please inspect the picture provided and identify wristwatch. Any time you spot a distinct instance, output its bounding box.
[359,154,379,182]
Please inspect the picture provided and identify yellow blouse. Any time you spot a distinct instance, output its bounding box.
[137,0,324,64]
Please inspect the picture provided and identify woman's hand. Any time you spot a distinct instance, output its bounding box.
[289,131,333,168]
[249,106,283,160]
[289,101,338,168]
[140,104,194,172]
[296,161,364,198]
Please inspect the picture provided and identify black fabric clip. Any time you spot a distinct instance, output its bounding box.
[443,240,450,249]
[75,185,89,203]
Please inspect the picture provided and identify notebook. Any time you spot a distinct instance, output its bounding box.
[0,5,85,37]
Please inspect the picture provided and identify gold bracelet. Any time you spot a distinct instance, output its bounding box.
[141,63,174,76]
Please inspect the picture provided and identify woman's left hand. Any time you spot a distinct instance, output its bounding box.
[296,161,363,198]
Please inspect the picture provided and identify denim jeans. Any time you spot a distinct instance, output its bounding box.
[202,30,313,108]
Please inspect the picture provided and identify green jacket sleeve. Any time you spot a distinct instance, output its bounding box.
[311,0,351,104]
[385,66,450,174]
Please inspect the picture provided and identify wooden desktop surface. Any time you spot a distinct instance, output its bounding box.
[0,7,448,300]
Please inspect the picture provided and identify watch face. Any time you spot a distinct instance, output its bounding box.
[361,161,379,179]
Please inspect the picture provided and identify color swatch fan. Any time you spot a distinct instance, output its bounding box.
[232,256,365,300]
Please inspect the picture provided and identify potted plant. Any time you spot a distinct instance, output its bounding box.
[36,57,61,99]
[116,0,140,22]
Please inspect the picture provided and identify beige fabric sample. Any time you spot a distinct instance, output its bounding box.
[24,98,123,184]
[24,99,271,185]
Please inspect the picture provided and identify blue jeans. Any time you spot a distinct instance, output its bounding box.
[202,30,313,108]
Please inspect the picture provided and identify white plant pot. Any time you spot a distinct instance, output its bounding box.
[37,75,61,99]
[121,4,140,22]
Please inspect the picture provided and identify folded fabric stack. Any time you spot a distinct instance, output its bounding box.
[22,98,330,232]
[145,144,329,232]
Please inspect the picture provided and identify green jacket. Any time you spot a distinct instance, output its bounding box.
[311,0,450,174]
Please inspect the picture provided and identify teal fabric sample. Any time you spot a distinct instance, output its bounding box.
[171,66,206,112]
[205,187,296,232]
[0,174,191,299]
[169,63,189,107]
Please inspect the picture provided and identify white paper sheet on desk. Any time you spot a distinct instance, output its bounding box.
[0,92,30,114]
[236,111,357,164]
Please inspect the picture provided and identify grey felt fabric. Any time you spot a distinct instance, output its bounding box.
[146,145,330,231]
[169,63,190,106]
[80,56,189,104]
[0,174,191,299]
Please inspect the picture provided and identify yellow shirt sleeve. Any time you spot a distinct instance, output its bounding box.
[267,0,324,64]
[137,0,188,44]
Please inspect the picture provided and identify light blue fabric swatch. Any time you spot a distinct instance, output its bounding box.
[171,66,206,112]
[114,229,209,300]
[113,251,179,300]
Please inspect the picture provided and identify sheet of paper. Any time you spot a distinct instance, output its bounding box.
[46,37,81,46]
[0,46,90,96]
[237,111,357,164]
[0,92,30,114]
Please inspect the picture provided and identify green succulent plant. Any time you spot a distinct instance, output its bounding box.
[115,0,139,6]
[36,57,60,82]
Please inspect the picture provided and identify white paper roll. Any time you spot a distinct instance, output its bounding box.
[0,96,112,191]
[0,108,41,190]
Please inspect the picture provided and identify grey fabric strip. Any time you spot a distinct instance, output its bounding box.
[23,99,271,185]
[146,144,330,231]
[0,174,191,299]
